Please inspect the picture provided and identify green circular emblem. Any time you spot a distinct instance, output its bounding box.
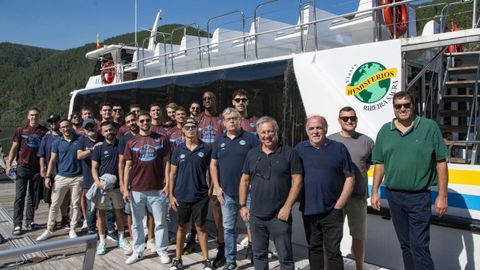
[349,62,390,103]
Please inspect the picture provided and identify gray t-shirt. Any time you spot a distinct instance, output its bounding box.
[328,132,374,198]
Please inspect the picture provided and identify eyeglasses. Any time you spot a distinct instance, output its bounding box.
[183,125,197,131]
[393,102,412,110]
[233,98,248,103]
[138,119,151,124]
[340,116,357,122]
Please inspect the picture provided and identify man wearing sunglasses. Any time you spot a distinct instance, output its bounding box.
[232,89,257,134]
[112,104,125,126]
[295,115,355,270]
[371,91,448,270]
[329,107,374,270]
[123,112,171,265]
[189,101,201,118]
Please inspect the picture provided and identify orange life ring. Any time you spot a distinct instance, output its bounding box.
[101,60,115,84]
[381,0,409,37]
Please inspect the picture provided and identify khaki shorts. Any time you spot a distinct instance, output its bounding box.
[96,188,125,210]
[343,196,367,240]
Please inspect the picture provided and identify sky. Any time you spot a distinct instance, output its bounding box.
[0,0,361,50]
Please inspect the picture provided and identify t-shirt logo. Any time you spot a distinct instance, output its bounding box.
[103,150,110,158]
[179,154,186,161]
[199,125,217,144]
[250,123,255,128]
[22,134,42,149]
[138,144,157,161]
[198,152,205,158]
[239,140,246,146]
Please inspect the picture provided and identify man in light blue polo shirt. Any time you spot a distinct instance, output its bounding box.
[210,108,259,270]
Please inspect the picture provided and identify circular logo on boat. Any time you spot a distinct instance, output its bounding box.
[345,62,397,104]
[239,140,246,146]
[198,152,205,158]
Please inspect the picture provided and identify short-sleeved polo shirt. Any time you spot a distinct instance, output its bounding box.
[242,144,303,219]
[37,132,60,177]
[52,135,82,177]
[171,143,211,203]
[372,116,448,191]
[295,139,354,215]
[91,140,120,189]
[212,130,259,197]
[119,132,135,156]
[78,135,101,189]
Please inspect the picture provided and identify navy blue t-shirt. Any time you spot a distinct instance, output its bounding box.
[295,139,354,215]
[242,145,303,219]
[119,132,134,156]
[77,135,101,189]
[212,130,259,197]
[51,135,82,177]
[171,143,211,203]
[37,132,60,177]
[91,140,120,189]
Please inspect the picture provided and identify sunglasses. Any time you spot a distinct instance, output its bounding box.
[233,98,248,103]
[183,125,197,131]
[340,116,357,122]
[113,108,122,112]
[138,119,151,124]
[71,116,79,119]
[190,107,200,110]
[393,102,412,110]
[203,96,215,100]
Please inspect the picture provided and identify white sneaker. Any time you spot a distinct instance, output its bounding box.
[158,250,171,264]
[146,238,156,252]
[124,244,133,256]
[69,230,78,239]
[126,253,143,265]
[36,230,53,241]
[81,220,88,230]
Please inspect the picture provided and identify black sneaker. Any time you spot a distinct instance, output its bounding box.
[183,240,197,255]
[61,216,70,229]
[202,260,213,270]
[107,231,119,242]
[223,262,237,270]
[212,246,226,268]
[170,258,183,270]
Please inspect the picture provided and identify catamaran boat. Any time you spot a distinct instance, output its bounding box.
[69,0,480,269]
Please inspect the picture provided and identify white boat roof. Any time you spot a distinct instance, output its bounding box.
[85,44,137,60]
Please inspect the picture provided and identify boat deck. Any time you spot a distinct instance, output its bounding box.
[0,176,387,269]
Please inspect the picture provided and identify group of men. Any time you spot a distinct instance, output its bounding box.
[4,90,448,270]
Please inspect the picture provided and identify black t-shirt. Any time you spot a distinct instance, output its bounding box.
[91,140,120,189]
[242,144,303,219]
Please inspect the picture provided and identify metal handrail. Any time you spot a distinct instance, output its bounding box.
[446,140,480,164]
[406,47,447,91]
[298,0,318,52]
[0,234,97,270]
[254,0,280,59]
[207,10,246,67]
[169,24,202,72]
[466,55,480,142]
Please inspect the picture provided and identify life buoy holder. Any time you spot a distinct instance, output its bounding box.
[381,0,409,37]
[101,60,115,84]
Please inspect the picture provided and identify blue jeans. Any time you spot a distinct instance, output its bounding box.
[221,194,239,263]
[386,189,434,270]
[131,190,169,254]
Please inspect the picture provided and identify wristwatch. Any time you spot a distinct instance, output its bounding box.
[240,204,247,209]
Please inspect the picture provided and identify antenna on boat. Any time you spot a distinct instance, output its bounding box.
[148,10,162,50]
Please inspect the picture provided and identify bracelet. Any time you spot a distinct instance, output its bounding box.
[239,204,247,209]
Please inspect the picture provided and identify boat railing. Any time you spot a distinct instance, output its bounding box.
[0,234,97,269]
[446,140,480,164]
[466,54,480,141]
[124,0,478,78]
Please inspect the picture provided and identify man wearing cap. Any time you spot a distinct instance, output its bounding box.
[77,118,102,234]
[6,107,48,235]
[38,113,70,229]
[37,119,83,240]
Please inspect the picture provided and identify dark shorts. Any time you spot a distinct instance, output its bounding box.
[177,196,209,226]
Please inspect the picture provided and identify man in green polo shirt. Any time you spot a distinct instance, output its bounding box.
[371,91,448,270]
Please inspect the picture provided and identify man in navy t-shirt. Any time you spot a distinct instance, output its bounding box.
[210,108,259,269]
[91,121,129,255]
[239,116,303,270]
[295,115,355,270]
[37,119,84,241]
[169,117,213,270]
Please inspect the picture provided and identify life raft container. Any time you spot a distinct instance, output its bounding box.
[101,60,115,84]
[381,0,409,37]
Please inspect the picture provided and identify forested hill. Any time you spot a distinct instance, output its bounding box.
[0,0,478,126]
[0,24,204,126]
